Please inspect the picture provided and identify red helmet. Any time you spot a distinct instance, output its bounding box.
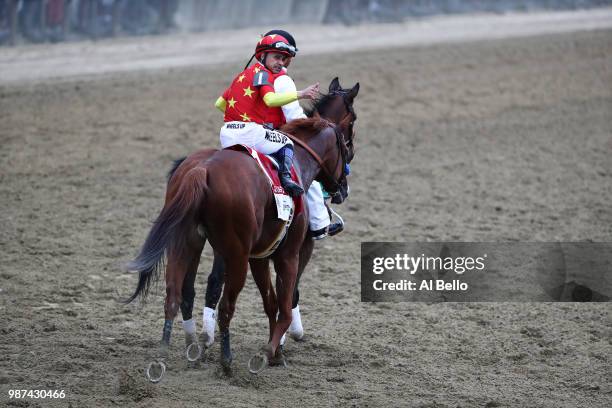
[255,34,297,61]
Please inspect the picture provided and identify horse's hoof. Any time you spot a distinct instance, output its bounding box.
[248,352,268,374]
[220,349,233,370]
[186,342,202,362]
[185,332,197,347]
[219,354,233,376]
[269,345,288,368]
[269,351,288,368]
[159,342,169,359]
[145,360,166,383]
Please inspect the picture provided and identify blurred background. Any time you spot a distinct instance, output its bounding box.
[1,0,610,46]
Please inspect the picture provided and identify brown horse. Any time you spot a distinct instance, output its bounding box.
[126,77,359,378]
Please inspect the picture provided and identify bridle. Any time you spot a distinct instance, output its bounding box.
[287,90,355,197]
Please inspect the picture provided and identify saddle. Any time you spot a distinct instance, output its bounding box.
[226,144,303,213]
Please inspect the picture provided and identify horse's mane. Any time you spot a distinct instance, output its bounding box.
[281,91,342,138]
[304,92,335,118]
[280,117,328,139]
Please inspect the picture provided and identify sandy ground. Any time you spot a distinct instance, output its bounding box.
[1,20,611,408]
[1,8,612,84]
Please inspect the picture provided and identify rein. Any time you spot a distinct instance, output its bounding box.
[287,120,349,195]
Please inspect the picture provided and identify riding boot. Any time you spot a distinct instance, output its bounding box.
[310,226,328,240]
[276,146,304,197]
[328,221,344,236]
[326,205,345,236]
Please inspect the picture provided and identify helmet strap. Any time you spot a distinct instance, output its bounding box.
[243,53,256,71]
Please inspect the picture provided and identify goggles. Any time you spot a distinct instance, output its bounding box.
[270,41,297,57]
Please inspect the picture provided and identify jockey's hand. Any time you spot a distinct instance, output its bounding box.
[298,83,320,100]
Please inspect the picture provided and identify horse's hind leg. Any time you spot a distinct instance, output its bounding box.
[160,241,203,357]
[180,251,201,349]
[248,257,298,373]
[217,254,249,370]
[250,259,277,341]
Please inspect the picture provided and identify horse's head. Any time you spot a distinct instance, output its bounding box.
[313,77,359,204]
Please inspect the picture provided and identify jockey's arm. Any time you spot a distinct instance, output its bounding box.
[274,75,307,121]
[215,96,227,112]
[256,71,318,108]
[215,87,231,112]
[262,89,298,107]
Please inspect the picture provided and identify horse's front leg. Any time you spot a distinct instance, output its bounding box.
[289,236,314,340]
[200,252,225,351]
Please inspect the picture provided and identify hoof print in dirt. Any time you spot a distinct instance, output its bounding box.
[118,368,156,401]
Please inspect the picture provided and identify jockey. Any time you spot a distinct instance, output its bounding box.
[214,33,319,197]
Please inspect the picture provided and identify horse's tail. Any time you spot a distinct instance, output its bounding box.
[124,167,208,303]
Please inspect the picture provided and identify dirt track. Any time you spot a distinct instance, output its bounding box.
[1,27,611,407]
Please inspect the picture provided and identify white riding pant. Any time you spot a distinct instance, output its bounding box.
[219,121,292,154]
[307,182,330,231]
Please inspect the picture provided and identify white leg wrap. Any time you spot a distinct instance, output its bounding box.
[288,305,304,340]
[182,318,196,335]
[202,307,216,347]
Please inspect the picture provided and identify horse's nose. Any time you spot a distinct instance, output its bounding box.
[331,183,349,204]
[331,191,344,204]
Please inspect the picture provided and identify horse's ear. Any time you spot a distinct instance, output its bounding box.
[348,82,360,100]
[329,77,340,93]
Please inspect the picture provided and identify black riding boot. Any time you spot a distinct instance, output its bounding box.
[276,146,303,197]
[326,205,345,236]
